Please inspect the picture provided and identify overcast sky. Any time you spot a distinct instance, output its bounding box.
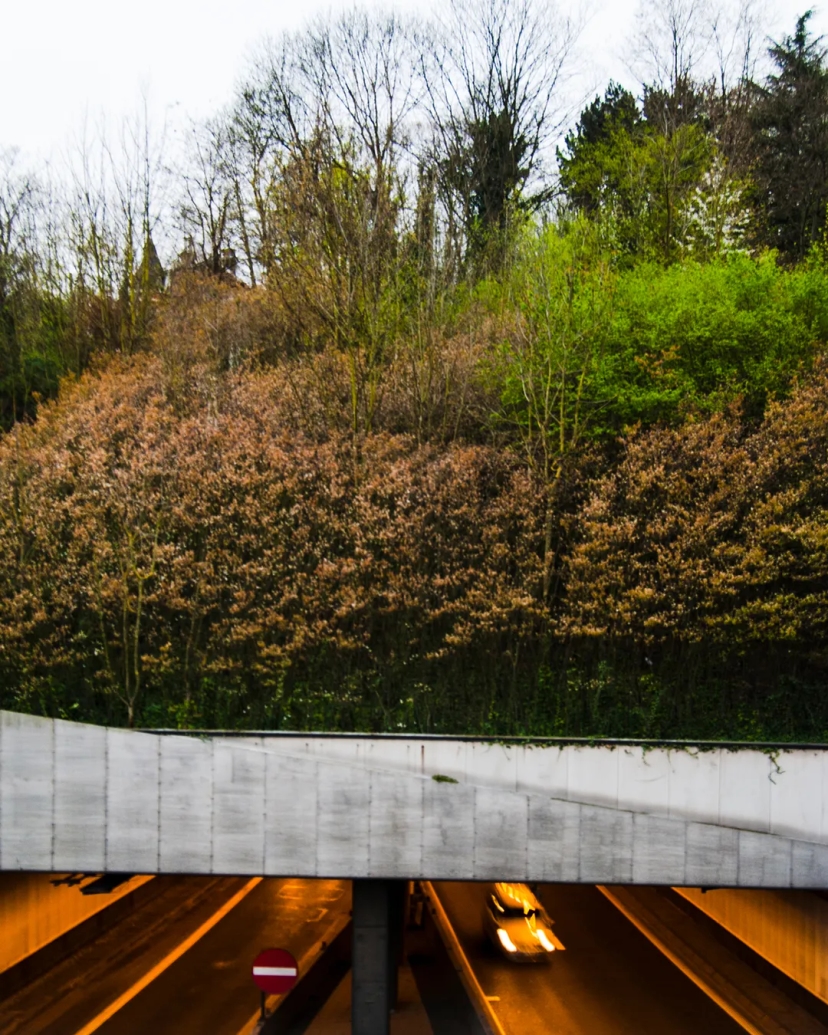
[2,0,824,163]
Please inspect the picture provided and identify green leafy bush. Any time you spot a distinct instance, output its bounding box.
[597,253,828,428]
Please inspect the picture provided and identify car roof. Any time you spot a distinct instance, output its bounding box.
[492,882,542,912]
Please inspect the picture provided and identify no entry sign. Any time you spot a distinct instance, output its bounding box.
[252,948,299,995]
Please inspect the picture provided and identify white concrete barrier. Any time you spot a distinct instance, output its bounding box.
[1,711,826,886]
[675,887,828,1005]
[0,873,151,976]
[239,733,828,843]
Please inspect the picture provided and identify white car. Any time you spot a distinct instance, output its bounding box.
[482,882,566,962]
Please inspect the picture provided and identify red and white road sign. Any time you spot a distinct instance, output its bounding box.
[252,948,299,995]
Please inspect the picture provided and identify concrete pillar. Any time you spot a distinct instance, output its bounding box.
[352,879,407,1035]
[387,879,408,1010]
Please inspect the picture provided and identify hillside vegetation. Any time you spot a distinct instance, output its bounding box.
[2,2,828,739]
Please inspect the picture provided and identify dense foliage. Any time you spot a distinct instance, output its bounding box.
[3,1,828,740]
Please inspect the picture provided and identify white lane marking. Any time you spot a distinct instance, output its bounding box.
[422,882,507,1035]
[73,877,262,1035]
[253,966,297,977]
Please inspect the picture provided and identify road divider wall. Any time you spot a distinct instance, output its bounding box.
[0,873,155,998]
[674,888,828,1006]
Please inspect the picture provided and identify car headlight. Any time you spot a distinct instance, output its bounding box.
[497,928,518,953]
[537,929,555,952]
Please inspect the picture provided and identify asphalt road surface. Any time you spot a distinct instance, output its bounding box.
[433,881,746,1035]
[3,877,756,1035]
[0,876,349,1035]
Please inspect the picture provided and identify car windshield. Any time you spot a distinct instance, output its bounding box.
[490,892,543,920]
[502,904,537,918]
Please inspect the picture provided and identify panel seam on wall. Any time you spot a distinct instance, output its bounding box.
[367,767,374,877]
[155,734,162,872]
[314,758,320,878]
[209,738,215,874]
[0,714,3,869]
[50,718,56,870]
[103,726,109,871]
[260,737,267,876]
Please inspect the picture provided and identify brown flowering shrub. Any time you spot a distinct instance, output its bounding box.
[3,341,828,738]
[147,273,498,448]
[0,354,546,729]
[562,363,828,738]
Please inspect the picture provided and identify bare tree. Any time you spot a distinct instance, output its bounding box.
[629,0,766,166]
[304,10,422,190]
[0,149,41,423]
[424,0,580,269]
[65,102,165,355]
[708,0,766,173]
[177,115,236,277]
[632,0,711,91]
[112,103,166,350]
[497,220,614,600]
[230,13,422,286]
[711,0,765,97]
[231,14,426,434]
[230,36,312,281]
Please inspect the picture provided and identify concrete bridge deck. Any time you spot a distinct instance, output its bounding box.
[1,711,827,887]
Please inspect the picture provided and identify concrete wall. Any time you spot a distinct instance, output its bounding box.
[675,887,828,1005]
[0,872,151,974]
[240,734,828,845]
[1,711,827,886]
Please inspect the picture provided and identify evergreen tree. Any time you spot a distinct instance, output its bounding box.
[558,82,713,264]
[751,12,828,260]
[558,83,642,214]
